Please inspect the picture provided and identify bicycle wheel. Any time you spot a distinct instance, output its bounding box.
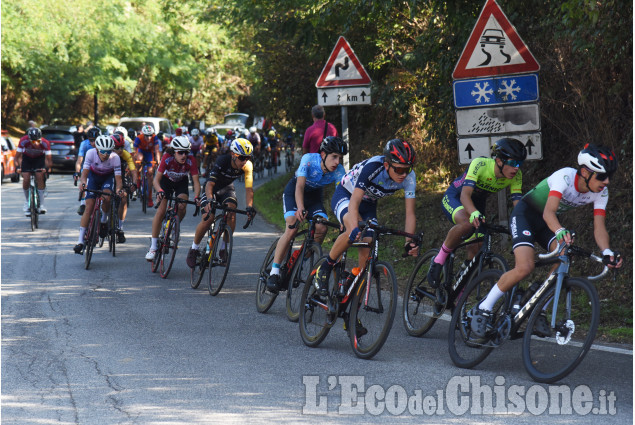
[299,256,332,347]
[29,188,37,231]
[141,175,147,214]
[84,209,100,270]
[448,269,503,369]
[286,242,322,322]
[522,277,599,383]
[191,230,212,289]
[108,209,116,256]
[151,219,165,273]
[256,239,279,313]
[208,224,232,296]
[402,249,440,337]
[348,261,398,360]
[160,216,180,278]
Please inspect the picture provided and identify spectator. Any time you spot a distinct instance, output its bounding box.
[73,124,85,150]
[303,105,337,154]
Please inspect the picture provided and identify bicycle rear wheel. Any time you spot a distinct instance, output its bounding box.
[522,277,599,383]
[151,219,165,273]
[84,209,100,270]
[141,175,147,214]
[160,216,180,278]
[348,261,398,360]
[299,256,333,347]
[108,209,116,256]
[29,188,37,231]
[286,242,321,322]
[208,224,232,296]
[256,238,279,313]
[402,249,440,337]
[191,230,212,289]
[448,269,502,369]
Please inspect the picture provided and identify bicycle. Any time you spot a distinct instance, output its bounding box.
[97,193,122,257]
[299,219,422,359]
[448,237,619,383]
[402,222,510,337]
[284,146,295,173]
[150,194,199,278]
[256,215,340,321]
[189,200,255,295]
[135,160,156,214]
[78,187,113,270]
[23,168,46,231]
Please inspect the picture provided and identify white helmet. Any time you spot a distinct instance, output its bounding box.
[241,129,249,137]
[115,126,127,134]
[191,128,200,137]
[170,135,191,151]
[141,125,154,136]
[95,135,115,151]
[249,126,257,134]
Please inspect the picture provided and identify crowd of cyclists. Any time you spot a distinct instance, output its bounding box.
[12,120,625,380]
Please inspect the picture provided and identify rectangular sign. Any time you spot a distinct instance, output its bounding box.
[453,74,538,108]
[457,132,542,164]
[317,86,371,106]
[456,103,540,136]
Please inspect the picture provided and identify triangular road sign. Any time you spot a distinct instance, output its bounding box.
[453,0,539,79]
[316,36,372,88]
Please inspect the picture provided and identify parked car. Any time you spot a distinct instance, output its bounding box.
[210,113,250,136]
[40,125,78,169]
[1,131,19,182]
[118,117,174,139]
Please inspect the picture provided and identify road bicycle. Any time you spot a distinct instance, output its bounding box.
[98,192,122,257]
[299,219,422,359]
[448,237,620,383]
[402,222,509,337]
[256,215,340,322]
[150,194,199,278]
[23,168,46,231]
[78,187,113,270]
[190,200,255,295]
[284,146,295,173]
[136,160,156,214]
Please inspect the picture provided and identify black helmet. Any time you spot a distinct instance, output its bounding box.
[27,127,42,141]
[383,139,415,166]
[492,138,527,161]
[127,128,136,140]
[578,144,618,175]
[86,127,101,139]
[319,136,348,155]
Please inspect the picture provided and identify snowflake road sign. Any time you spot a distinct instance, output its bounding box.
[453,74,539,108]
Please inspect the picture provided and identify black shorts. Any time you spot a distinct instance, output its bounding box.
[282,178,327,219]
[21,155,46,172]
[160,176,189,198]
[509,200,556,251]
[200,183,237,207]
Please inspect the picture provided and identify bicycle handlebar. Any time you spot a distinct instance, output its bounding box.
[461,222,511,241]
[78,187,118,202]
[356,218,423,257]
[203,200,254,229]
[154,194,200,216]
[288,211,340,230]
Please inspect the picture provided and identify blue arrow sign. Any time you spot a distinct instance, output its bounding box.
[453,73,539,108]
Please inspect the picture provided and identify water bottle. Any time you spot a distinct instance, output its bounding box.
[454,260,470,280]
[338,267,361,296]
[511,288,525,314]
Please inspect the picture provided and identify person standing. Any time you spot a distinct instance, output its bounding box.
[302,105,337,154]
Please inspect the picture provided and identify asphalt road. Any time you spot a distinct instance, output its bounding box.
[2,172,632,424]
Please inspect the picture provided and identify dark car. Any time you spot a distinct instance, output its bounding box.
[40,125,78,169]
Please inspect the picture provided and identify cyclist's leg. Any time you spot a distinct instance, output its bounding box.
[174,179,190,221]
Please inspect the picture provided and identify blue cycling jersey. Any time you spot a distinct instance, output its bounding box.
[295,153,345,190]
[340,155,416,202]
[78,139,93,157]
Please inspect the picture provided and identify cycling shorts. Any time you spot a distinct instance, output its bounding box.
[282,178,327,220]
[509,200,556,252]
[138,150,154,163]
[85,172,115,200]
[159,175,189,198]
[441,186,486,224]
[21,156,46,172]
[331,184,377,236]
[200,183,237,208]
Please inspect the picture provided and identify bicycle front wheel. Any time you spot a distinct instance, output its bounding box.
[85,209,100,270]
[522,277,599,383]
[29,188,37,231]
[299,256,332,347]
[287,242,321,322]
[191,230,212,289]
[256,238,279,313]
[208,224,232,296]
[348,261,398,360]
[160,216,180,278]
[402,249,440,337]
[141,176,147,214]
[109,210,116,256]
[448,269,502,369]
[151,219,165,273]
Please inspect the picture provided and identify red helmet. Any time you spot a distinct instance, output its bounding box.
[383,139,415,166]
[226,130,233,136]
[111,133,125,149]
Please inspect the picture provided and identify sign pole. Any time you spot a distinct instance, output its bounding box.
[341,106,349,169]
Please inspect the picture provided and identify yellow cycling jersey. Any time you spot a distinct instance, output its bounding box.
[242,160,253,189]
[118,150,136,171]
[205,133,219,148]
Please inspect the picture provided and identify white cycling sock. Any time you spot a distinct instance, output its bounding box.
[38,189,45,202]
[101,212,108,223]
[78,227,86,244]
[81,199,86,205]
[119,220,124,231]
[478,284,505,312]
[270,267,280,276]
[151,238,158,250]
[24,189,29,201]
[191,242,199,250]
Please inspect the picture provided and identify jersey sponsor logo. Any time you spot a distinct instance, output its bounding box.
[510,216,518,238]
[523,230,531,236]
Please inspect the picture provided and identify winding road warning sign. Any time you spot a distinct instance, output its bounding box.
[316,37,372,88]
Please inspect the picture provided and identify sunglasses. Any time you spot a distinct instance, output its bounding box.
[175,150,190,156]
[594,171,613,181]
[389,163,411,175]
[235,155,251,161]
[114,147,123,151]
[503,159,523,168]
[98,149,112,155]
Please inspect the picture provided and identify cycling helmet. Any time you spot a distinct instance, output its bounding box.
[170,135,191,151]
[86,127,101,139]
[141,125,154,136]
[230,138,253,156]
[268,130,276,137]
[319,136,348,156]
[492,138,527,161]
[249,126,257,134]
[115,126,127,135]
[127,128,136,139]
[111,133,125,148]
[191,128,200,137]
[27,127,42,141]
[226,130,233,137]
[578,144,618,174]
[95,135,115,151]
[242,129,249,138]
[383,139,415,166]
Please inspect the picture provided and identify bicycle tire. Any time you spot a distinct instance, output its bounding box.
[151,218,165,273]
[348,261,398,360]
[522,277,599,383]
[448,269,502,369]
[191,230,212,289]
[141,175,147,214]
[402,249,440,337]
[286,242,322,322]
[29,187,37,231]
[299,256,332,347]
[208,224,232,296]
[160,215,180,278]
[84,208,100,270]
[108,208,116,256]
[256,238,279,313]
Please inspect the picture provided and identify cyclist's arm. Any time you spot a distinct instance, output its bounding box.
[14,151,21,169]
[114,174,123,194]
[80,168,89,188]
[205,180,215,200]
[75,155,83,173]
[154,144,161,164]
[153,171,163,194]
[192,175,201,199]
[593,214,622,268]
[542,195,572,245]
[294,176,307,213]
[245,186,254,208]
[459,185,479,216]
[404,197,416,243]
[347,187,365,224]
[45,153,52,170]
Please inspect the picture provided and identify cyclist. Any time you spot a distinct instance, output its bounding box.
[114,126,133,153]
[189,128,204,165]
[134,124,162,207]
[202,128,220,172]
[74,135,124,254]
[267,130,280,168]
[427,138,527,287]
[470,144,623,337]
[75,127,101,215]
[144,136,201,261]
[186,138,256,268]
[248,126,261,154]
[266,137,348,293]
[111,133,138,243]
[14,127,52,215]
[313,139,420,295]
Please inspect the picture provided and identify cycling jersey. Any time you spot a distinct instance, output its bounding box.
[340,155,416,202]
[157,153,199,183]
[117,150,136,171]
[447,157,523,202]
[295,153,345,191]
[206,154,253,190]
[17,138,52,158]
[134,135,160,152]
[522,167,608,216]
[83,149,121,176]
[78,139,93,157]
[204,133,219,148]
[189,136,204,153]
